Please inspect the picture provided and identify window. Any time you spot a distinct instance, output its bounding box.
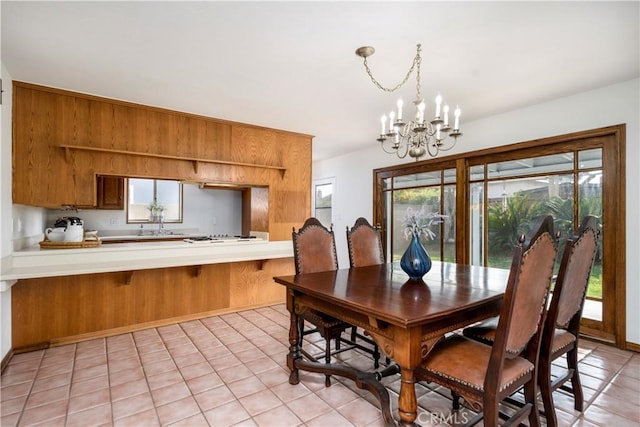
[312,178,335,228]
[127,178,183,223]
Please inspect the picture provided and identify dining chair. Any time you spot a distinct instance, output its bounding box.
[415,215,557,427]
[538,215,599,426]
[346,217,385,368]
[292,217,352,386]
[462,216,599,426]
[346,217,385,267]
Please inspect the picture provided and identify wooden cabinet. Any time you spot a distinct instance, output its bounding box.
[96,176,124,209]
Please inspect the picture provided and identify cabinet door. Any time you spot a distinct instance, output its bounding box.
[97,176,125,210]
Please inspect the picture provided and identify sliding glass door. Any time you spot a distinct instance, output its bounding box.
[373,125,625,348]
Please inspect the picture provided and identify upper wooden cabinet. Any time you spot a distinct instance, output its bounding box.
[96,176,125,210]
[12,82,313,239]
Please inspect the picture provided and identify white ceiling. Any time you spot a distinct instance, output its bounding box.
[2,1,639,161]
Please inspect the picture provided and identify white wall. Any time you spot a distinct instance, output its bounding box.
[313,78,640,345]
[0,63,14,362]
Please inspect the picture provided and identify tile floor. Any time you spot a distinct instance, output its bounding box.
[1,304,638,427]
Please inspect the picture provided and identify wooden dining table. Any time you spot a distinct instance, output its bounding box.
[273,261,511,426]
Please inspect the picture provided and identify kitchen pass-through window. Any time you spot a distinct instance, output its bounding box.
[127,178,183,223]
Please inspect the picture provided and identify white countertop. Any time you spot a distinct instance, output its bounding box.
[0,239,294,283]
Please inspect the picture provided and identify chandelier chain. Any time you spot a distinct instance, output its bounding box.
[414,45,422,101]
[362,44,422,94]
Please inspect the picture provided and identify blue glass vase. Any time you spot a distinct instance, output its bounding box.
[400,231,432,281]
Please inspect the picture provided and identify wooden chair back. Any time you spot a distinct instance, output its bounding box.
[292,217,339,274]
[550,215,599,334]
[346,217,385,268]
[487,215,557,382]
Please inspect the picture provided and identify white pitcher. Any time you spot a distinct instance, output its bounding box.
[45,227,66,242]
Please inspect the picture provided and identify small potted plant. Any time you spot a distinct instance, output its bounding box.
[147,199,165,223]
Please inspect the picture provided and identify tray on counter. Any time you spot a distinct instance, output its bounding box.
[39,238,102,249]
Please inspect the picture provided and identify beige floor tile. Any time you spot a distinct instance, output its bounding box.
[113,407,160,426]
[286,392,333,422]
[227,375,267,399]
[306,409,355,427]
[239,388,282,416]
[203,400,251,426]
[67,388,110,414]
[156,395,201,425]
[193,384,236,411]
[185,371,224,395]
[112,390,154,420]
[583,403,639,426]
[66,403,112,427]
[251,404,303,427]
[150,381,191,407]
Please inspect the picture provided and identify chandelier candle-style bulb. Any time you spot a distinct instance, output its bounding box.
[388,111,396,135]
[454,107,461,131]
[397,99,403,121]
[435,94,442,118]
[443,105,449,128]
[418,102,425,124]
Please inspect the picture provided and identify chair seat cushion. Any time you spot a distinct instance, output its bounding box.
[419,335,534,393]
[552,329,577,354]
[462,317,499,345]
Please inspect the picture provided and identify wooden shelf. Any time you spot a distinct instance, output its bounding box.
[59,144,287,176]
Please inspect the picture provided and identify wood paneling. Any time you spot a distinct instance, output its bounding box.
[229,258,292,308]
[11,259,294,351]
[12,82,312,239]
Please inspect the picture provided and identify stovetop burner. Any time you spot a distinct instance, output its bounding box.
[184,235,259,243]
[188,235,216,241]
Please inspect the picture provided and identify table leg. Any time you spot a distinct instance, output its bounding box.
[287,293,301,385]
[390,327,423,427]
[398,367,419,426]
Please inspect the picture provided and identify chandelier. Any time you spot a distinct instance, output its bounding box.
[356,44,462,160]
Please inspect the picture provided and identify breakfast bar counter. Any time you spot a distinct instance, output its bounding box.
[4,239,295,351]
[2,239,293,281]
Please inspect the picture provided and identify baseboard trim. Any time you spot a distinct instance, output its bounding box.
[1,348,14,374]
[625,341,640,353]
